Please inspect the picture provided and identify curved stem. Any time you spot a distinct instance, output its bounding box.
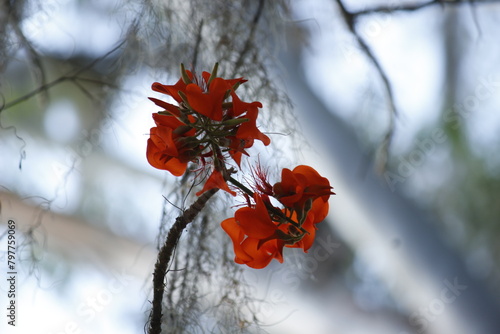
[148,188,218,334]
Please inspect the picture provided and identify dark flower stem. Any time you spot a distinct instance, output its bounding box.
[148,188,218,334]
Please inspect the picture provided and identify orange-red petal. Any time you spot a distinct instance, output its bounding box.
[230,91,262,117]
[146,138,188,176]
[235,107,270,146]
[235,194,277,239]
[195,169,236,196]
[221,218,254,263]
[238,238,281,269]
[186,78,228,121]
[309,198,330,224]
[152,78,189,103]
[148,97,181,117]
[275,165,334,209]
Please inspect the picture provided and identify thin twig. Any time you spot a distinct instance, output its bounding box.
[191,20,204,70]
[232,0,266,74]
[350,0,491,17]
[352,0,442,16]
[335,0,398,171]
[339,0,488,170]
[0,40,125,113]
[148,188,218,334]
[7,1,48,101]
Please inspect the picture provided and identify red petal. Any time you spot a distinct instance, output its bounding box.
[152,113,186,128]
[309,198,330,224]
[195,169,236,196]
[146,138,187,176]
[236,195,276,239]
[148,97,181,117]
[186,82,225,121]
[235,107,270,146]
[221,218,254,263]
[239,238,277,269]
[151,79,187,103]
[230,91,262,117]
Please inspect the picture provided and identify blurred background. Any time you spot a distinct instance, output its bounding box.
[1,0,500,333]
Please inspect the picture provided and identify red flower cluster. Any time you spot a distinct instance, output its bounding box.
[146,64,335,269]
[221,166,334,269]
[147,64,270,195]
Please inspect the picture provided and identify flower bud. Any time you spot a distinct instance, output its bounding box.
[297,198,314,224]
[303,198,313,214]
[275,228,304,245]
[206,62,219,87]
[221,118,249,126]
[173,125,193,135]
[180,63,192,84]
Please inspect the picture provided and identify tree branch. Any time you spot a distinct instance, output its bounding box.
[335,0,490,169]
[147,188,218,334]
[334,0,398,170]
[350,0,491,17]
[0,40,125,112]
[232,0,266,74]
[191,20,204,70]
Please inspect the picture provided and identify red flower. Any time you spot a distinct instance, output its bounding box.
[273,165,334,210]
[236,194,278,239]
[234,105,270,146]
[147,64,273,197]
[200,70,247,90]
[229,90,262,117]
[285,198,329,252]
[149,65,269,165]
[220,218,285,269]
[146,113,199,176]
[184,73,250,121]
[148,97,181,117]
[221,194,285,268]
[221,192,331,268]
[151,74,191,103]
[185,77,228,121]
[220,228,285,270]
[227,105,270,166]
[220,165,335,268]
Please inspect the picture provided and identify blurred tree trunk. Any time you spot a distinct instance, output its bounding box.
[0,191,155,277]
[278,19,500,334]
